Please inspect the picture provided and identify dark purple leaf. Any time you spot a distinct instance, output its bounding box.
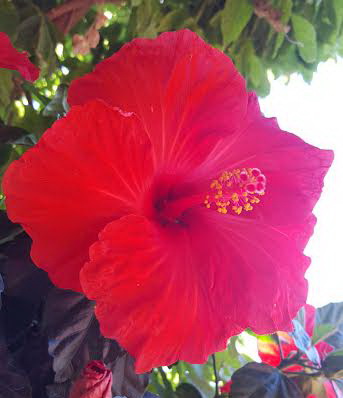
[0,230,52,302]
[0,125,29,145]
[315,302,343,350]
[322,355,343,378]
[45,381,70,398]
[229,362,302,398]
[0,228,52,355]
[176,383,202,398]
[0,315,32,398]
[19,325,54,398]
[0,217,54,398]
[0,274,4,309]
[0,210,22,244]
[143,392,159,398]
[42,288,149,398]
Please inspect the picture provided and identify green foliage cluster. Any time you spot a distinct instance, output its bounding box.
[148,303,343,398]
[128,0,343,95]
[149,335,251,398]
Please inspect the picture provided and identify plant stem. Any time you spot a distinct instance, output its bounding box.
[212,354,219,397]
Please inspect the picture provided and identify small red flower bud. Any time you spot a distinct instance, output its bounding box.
[68,361,112,398]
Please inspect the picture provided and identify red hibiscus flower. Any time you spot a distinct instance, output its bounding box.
[68,360,112,398]
[0,32,39,81]
[3,30,333,373]
[258,305,334,369]
[220,380,232,394]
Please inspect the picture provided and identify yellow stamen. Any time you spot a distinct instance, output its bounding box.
[204,167,266,216]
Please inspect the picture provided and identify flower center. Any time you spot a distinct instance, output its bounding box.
[204,168,266,215]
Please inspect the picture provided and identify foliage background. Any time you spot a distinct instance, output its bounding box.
[1,0,343,397]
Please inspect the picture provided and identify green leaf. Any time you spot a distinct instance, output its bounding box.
[215,337,249,377]
[157,9,188,32]
[312,324,336,344]
[322,0,343,40]
[272,0,293,58]
[175,361,214,398]
[248,53,264,87]
[15,6,57,77]
[328,0,343,40]
[0,144,12,169]
[221,0,254,47]
[17,14,41,56]
[0,69,13,119]
[239,41,264,89]
[0,0,19,39]
[22,82,50,107]
[329,349,343,357]
[291,14,317,63]
[248,331,275,344]
[332,0,343,28]
[133,0,160,38]
[42,84,69,117]
[36,15,57,76]
[315,302,343,350]
[15,106,54,137]
[154,368,174,398]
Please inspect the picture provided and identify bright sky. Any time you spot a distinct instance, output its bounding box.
[260,59,343,308]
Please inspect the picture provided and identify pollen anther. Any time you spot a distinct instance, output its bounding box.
[204,167,266,215]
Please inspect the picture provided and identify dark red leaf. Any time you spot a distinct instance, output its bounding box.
[229,362,302,398]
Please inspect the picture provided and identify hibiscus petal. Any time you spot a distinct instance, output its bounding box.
[187,209,309,334]
[3,100,153,291]
[80,202,309,372]
[80,214,242,373]
[0,32,39,81]
[193,92,333,243]
[68,30,247,172]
